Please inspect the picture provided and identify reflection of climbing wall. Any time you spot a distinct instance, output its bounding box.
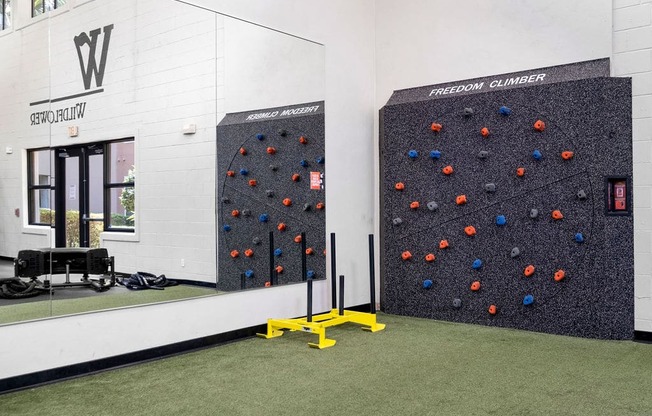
[380,76,633,339]
[216,102,325,292]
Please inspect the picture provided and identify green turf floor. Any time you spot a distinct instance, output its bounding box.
[1,313,651,415]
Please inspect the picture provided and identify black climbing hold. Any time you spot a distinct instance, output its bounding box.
[463,108,474,116]
[484,183,496,192]
[529,208,539,219]
[270,165,279,171]
[266,190,274,197]
[392,218,403,226]
[478,150,489,159]
[278,129,287,137]
[222,197,231,204]
[427,201,438,211]
[453,298,462,308]
[577,189,587,200]
[510,247,520,258]
[302,203,312,212]
[253,237,261,245]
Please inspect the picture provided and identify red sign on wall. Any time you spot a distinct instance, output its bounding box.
[310,172,323,190]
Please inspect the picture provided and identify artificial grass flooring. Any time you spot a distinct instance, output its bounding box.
[1,312,651,415]
[0,286,218,325]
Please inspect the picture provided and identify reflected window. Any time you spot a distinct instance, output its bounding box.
[32,0,66,17]
[1,0,10,30]
[105,139,135,231]
[27,149,54,225]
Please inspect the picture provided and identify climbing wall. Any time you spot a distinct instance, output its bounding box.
[380,75,633,339]
[216,102,325,292]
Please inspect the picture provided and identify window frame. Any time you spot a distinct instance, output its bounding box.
[1,0,10,30]
[32,0,66,18]
[104,138,135,233]
[27,148,55,226]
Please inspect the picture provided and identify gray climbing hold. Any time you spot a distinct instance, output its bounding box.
[392,217,403,226]
[278,129,287,137]
[253,237,261,245]
[302,203,312,212]
[242,209,251,217]
[510,247,520,258]
[266,190,274,197]
[478,150,489,159]
[453,298,462,308]
[222,197,230,204]
[484,183,496,193]
[529,208,539,219]
[577,189,587,200]
[463,107,474,116]
[427,201,439,211]
[270,165,279,171]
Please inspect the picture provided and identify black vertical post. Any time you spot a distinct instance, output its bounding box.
[268,231,275,286]
[307,278,313,322]
[240,273,246,290]
[301,231,307,282]
[339,275,345,316]
[368,234,377,314]
[330,232,337,310]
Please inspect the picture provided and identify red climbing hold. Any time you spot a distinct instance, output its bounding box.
[266,147,277,155]
[401,251,412,261]
[244,249,254,257]
[231,209,240,217]
[439,239,449,249]
[552,210,564,220]
[239,147,247,155]
[410,201,420,209]
[480,127,490,137]
[561,151,574,160]
[456,195,467,205]
[306,247,314,256]
[488,304,497,315]
[470,281,481,291]
[282,198,292,207]
[299,136,308,144]
[227,170,235,177]
[534,120,546,132]
[277,223,286,232]
[248,179,257,187]
[316,202,325,210]
[230,250,240,258]
[292,173,301,182]
[442,165,454,175]
[425,253,436,262]
[431,123,443,132]
[554,269,566,282]
[265,281,271,287]
[524,265,535,277]
[516,167,525,177]
[275,265,284,274]
[294,234,302,243]
[464,226,476,236]
[395,182,405,191]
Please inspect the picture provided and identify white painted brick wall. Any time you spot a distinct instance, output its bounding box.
[613,0,652,331]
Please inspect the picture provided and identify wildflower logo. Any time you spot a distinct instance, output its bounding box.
[74,24,114,90]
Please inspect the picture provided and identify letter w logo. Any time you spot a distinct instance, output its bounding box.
[74,24,114,90]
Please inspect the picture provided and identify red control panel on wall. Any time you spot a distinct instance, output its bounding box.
[606,177,630,215]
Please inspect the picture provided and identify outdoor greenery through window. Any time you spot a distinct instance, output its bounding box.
[27,149,54,226]
[1,0,11,30]
[106,140,135,231]
[32,0,66,17]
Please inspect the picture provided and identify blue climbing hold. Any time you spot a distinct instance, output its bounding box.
[274,248,282,257]
[499,106,512,116]
[575,233,584,243]
[496,215,507,226]
[223,225,232,232]
[533,150,543,160]
[316,156,325,164]
[239,168,249,176]
[300,159,309,167]
[256,133,265,141]
[408,150,419,159]
[472,259,483,269]
[307,270,315,279]
[259,213,269,223]
[245,269,255,278]
[429,150,441,159]
[523,294,534,306]
[423,279,433,289]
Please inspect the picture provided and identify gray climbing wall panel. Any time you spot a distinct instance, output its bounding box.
[216,102,325,291]
[380,73,633,339]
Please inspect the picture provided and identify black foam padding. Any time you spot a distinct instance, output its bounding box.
[216,103,325,291]
[380,77,633,339]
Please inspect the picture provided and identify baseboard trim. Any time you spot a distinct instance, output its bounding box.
[0,323,266,395]
[634,330,652,343]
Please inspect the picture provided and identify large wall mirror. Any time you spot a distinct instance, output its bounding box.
[0,0,325,325]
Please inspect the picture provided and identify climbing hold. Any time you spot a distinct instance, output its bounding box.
[472,259,483,269]
[463,107,474,116]
[410,201,420,209]
[395,182,405,191]
[470,281,481,291]
[292,173,301,182]
[456,195,467,205]
[222,197,231,204]
[423,279,433,289]
[552,210,564,220]
[530,208,539,219]
[256,133,265,141]
[300,159,309,167]
[425,253,436,262]
[430,150,441,159]
[230,250,239,258]
[253,237,261,245]
[248,179,257,187]
[231,209,240,217]
[401,251,412,261]
[577,189,587,200]
[302,203,312,212]
[561,151,574,160]
[478,150,489,159]
[266,190,274,198]
[259,213,269,223]
[244,249,254,257]
[275,265,284,274]
[223,225,231,232]
[516,167,525,177]
[306,247,315,256]
[316,157,325,164]
[239,168,249,176]
[496,215,507,226]
[524,265,535,277]
[480,127,490,137]
[484,183,496,193]
[499,106,512,116]
[282,198,292,207]
[264,281,271,287]
[523,295,534,306]
[464,226,476,236]
[439,240,449,249]
[270,165,279,172]
[299,136,308,144]
[442,165,454,175]
[533,119,546,132]
[316,202,325,210]
[239,147,247,155]
[488,305,497,315]
[278,129,287,137]
[575,233,584,243]
[277,223,286,232]
[307,270,315,279]
[408,150,419,159]
[226,170,235,177]
[427,201,438,211]
[532,150,542,160]
[294,235,302,243]
[554,269,566,282]
[453,298,462,308]
[266,147,276,155]
[242,209,251,217]
[245,269,255,278]
[510,247,520,258]
[392,218,403,226]
[431,123,443,132]
[274,248,283,257]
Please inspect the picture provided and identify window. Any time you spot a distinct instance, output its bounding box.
[105,140,135,231]
[27,149,55,225]
[1,0,11,30]
[32,0,66,17]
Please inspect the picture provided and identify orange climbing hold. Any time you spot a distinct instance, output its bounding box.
[231,209,240,217]
[456,195,467,205]
[248,179,257,187]
[439,239,449,249]
[299,136,308,144]
[277,223,286,231]
[230,250,240,258]
[465,226,476,236]
[244,249,254,257]
[480,127,490,137]
[552,210,564,220]
[524,265,535,277]
[442,165,454,175]
[292,173,301,182]
[401,251,412,261]
[554,269,566,282]
[470,281,481,291]
[431,123,443,132]
[561,151,574,160]
[294,234,302,243]
[488,304,497,315]
[425,253,436,262]
[282,198,292,207]
[534,119,546,132]
[516,167,525,177]
[227,170,235,177]
[410,201,420,209]
[395,182,405,191]
[275,265,284,274]
[306,247,315,256]
[316,202,325,210]
[239,147,247,155]
[264,281,271,287]
[266,147,277,155]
